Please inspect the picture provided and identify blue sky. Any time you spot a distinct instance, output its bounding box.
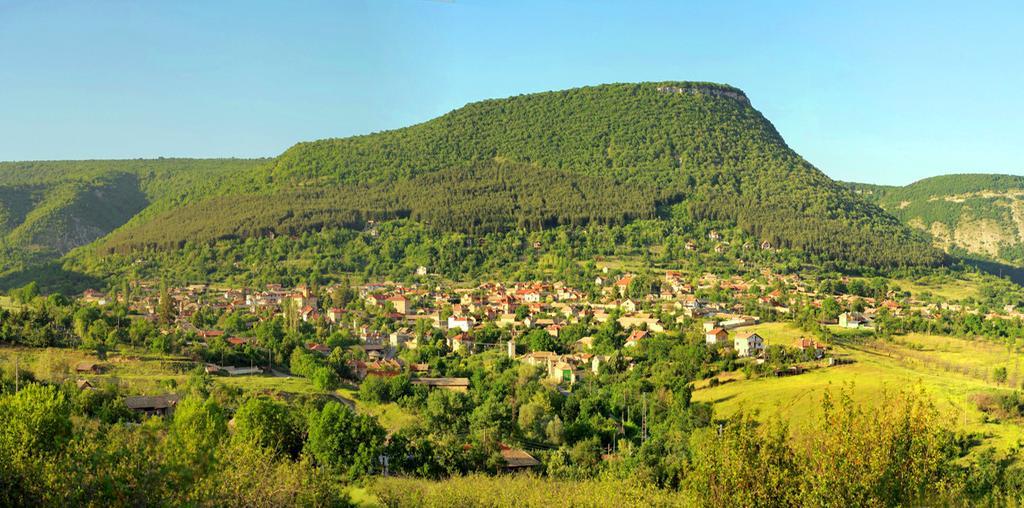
[0,0,1021,185]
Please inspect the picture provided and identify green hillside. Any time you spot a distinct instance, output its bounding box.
[0,158,266,275]
[848,174,1024,265]
[89,82,941,273]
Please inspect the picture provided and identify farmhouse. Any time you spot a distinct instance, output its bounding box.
[386,295,409,314]
[500,444,541,471]
[411,377,470,392]
[125,394,180,417]
[794,337,827,358]
[624,329,648,348]
[705,327,728,345]
[839,312,869,329]
[75,361,102,374]
[733,332,765,357]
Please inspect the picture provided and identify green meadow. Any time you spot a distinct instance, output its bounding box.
[692,323,1024,452]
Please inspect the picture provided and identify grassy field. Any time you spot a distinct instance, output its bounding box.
[338,386,418,433]
[0,295,22,310]
[692,323,1024,451]
[890,276,980,301]
[369,474,692,507]
[732,322,808,345]
[0,346,319,394]
[346,486,382,507]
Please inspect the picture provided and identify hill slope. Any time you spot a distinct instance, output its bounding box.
[0,158,266,274]
[848,174,1024,264]
[96,82,941,270]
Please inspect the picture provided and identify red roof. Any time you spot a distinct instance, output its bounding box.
[627,330,648,342]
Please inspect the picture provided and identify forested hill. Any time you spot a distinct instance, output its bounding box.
[846,174,1024,264]
[0,158,266,276]
[98,81,942,270]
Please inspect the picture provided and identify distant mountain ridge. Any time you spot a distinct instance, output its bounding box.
[846,174,1024,265]
[0,158,266,275]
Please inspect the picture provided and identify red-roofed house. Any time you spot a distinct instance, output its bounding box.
[625,330,648,348]
[705,327,728,345]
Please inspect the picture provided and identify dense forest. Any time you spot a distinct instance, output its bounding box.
[254,82,944,269]
[62,81,941,283]
[97,161,666,252]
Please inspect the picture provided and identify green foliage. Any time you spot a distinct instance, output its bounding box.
[359,374,411,404]
[305,401,387,477]
[100,161,663,252]
[372,474,687,507]
[685,387,962,506]
[0,384,72,458]
[0,158,265,276]
[232,397,304,458]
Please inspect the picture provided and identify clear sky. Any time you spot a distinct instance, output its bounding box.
[1,0,1021,185]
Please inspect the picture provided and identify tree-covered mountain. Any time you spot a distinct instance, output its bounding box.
[0,159,266,275]
[89,82,941,271]
[846,174,1024,265]
[0,82,946,289]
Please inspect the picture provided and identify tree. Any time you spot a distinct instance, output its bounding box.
[12,282,39,305]
[994,366,1008,384]
[0,384,72,458]
[525,328,559,352]
[359,375,391,404]
[821,297,841,320]
[158,281,175,325]
[311,366,340,391]
[166,396,227,472]
[305,401,386,477]
[232,397,302,458]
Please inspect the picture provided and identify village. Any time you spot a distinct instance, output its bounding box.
[73,259,1018,408]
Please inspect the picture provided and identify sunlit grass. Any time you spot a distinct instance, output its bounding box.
[691,332,1024,452]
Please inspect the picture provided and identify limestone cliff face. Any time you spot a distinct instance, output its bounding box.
[861,175,1024,265]
[655,84,751,105]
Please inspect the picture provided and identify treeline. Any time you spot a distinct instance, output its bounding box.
[0,377,354,506]
[98,162,665,253]
[72,216,818,288]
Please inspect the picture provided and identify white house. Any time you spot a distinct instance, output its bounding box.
[447,315,472,332]
[734,332,765,357]
[705,327,728,345]
[839,312,869,329]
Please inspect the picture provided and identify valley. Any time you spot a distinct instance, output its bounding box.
[1,82,1022,506]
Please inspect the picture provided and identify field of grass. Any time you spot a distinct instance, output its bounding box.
[346,486,381,507]
[733,321,808,345]
[0,346,318,395]
[890,276,980,301]
[370,474,691,507]
[337,386,418,433]
[692,326,1024,451]
[0,295,21,310]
